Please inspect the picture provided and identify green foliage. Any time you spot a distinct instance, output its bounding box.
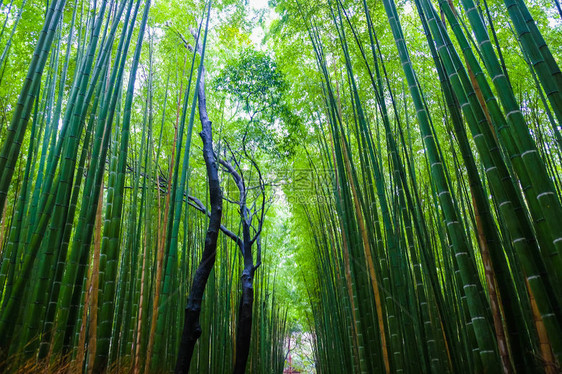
[0,0,561,372]
[213,47,304,157]
[214,48,285,113]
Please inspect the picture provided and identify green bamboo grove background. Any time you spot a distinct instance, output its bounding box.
[283,0,562,372]
[0,0,287,372]
[0,0,560,372]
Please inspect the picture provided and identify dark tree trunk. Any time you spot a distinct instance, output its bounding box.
[233,214,256,374]
[175,71,222,374]
[233,268,254,374]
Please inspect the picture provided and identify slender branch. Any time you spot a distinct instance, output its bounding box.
[187,195,243,250]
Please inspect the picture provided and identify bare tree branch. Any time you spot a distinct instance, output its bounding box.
[187,195,243,250]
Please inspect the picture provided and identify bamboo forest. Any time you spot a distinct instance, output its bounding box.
[0,0,562,372]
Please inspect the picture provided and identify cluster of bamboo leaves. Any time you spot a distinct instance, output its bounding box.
[293,0,562,372]
[0,0,286,372]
